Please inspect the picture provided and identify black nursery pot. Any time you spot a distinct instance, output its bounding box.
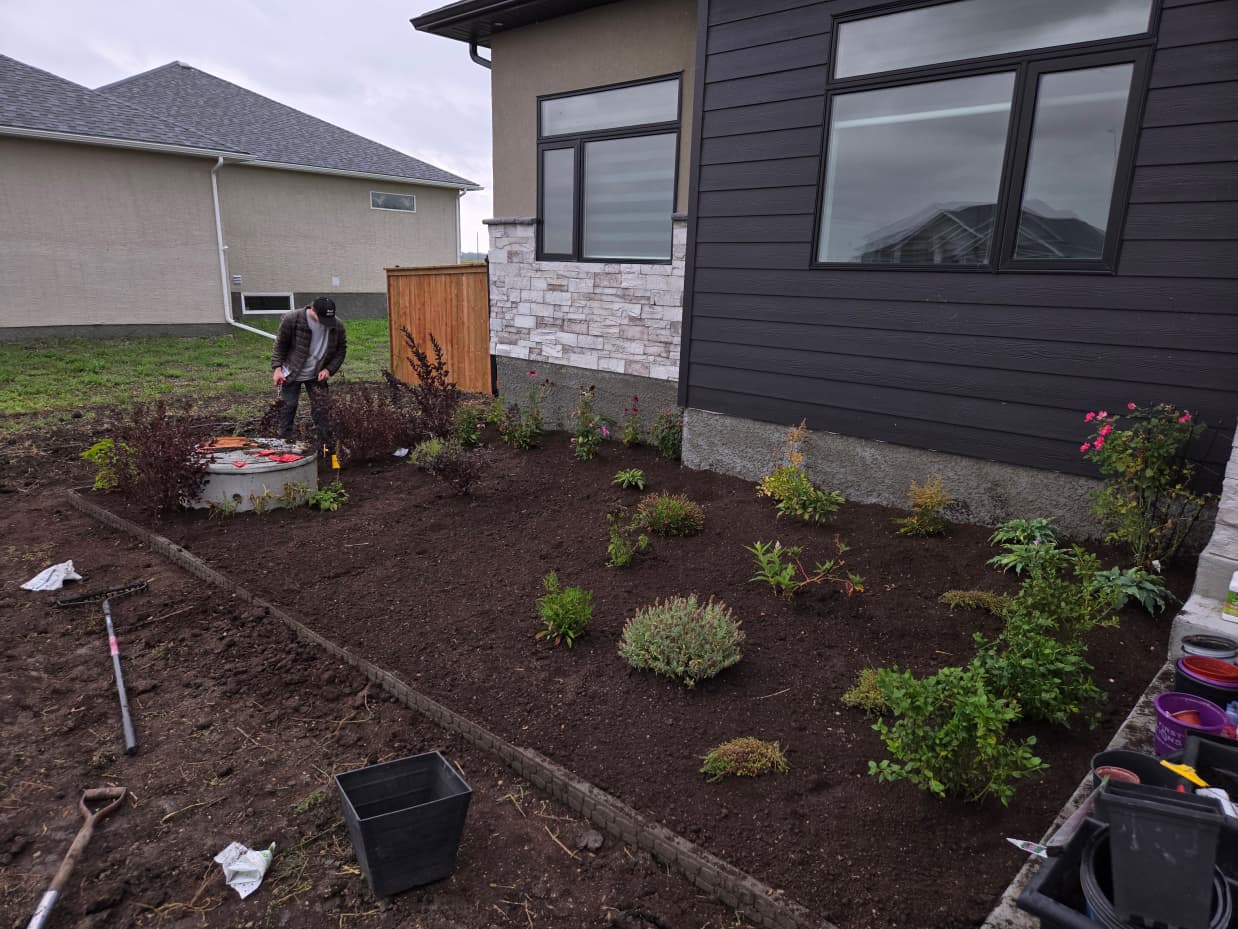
[335,751,473,896]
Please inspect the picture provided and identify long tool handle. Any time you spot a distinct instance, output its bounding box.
[103,599,137,755]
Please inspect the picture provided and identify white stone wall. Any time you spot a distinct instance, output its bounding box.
[486,219,686,380]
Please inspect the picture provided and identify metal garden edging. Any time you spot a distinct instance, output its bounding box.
[64,489,832,929]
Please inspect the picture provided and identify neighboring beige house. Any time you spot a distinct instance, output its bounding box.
[0,55,478,338]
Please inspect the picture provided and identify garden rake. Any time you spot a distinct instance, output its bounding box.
[57,580,148,755]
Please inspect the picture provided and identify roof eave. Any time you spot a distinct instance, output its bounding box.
[0,124,252,160]
[412,0,612,46]
[244,159,482,191]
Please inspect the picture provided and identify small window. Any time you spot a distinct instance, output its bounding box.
[370,191,417,212]
[537,75,681,262]
[241,292,294,315]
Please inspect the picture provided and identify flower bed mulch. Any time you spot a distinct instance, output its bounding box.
[113,433,1192,929]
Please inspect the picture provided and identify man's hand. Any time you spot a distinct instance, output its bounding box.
[316,370,330,382]
[273,368,286,387]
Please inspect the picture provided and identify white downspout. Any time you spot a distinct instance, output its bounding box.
[456,189,463,264]
[212,156,274,339]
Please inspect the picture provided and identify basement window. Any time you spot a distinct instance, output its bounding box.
[241,292,294,315]
[371,191,417,212]
[815,0,1153,271]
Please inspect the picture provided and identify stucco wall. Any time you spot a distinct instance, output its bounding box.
[0,137,221,328]
[488,0,697,218]
[218,166,459,296]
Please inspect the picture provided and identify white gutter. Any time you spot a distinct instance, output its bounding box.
[211,157,274,340]
[0,124,249,160]
[245,159,482,191]
[456,190,464,264]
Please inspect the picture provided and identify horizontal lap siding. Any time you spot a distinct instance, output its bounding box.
[684,0,1238,480]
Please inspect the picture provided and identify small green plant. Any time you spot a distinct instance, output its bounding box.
[1083,403,1213,569]
[279,481,310,508]
[621,396,643,447]
[841,668,887,715]
[756,422,844,525]
[454,402,486,448]
[746,538,863,600]
[606,513,650,568]
[81,438,127,491]
[292,789,324,813]
[618,595,744,687]
[207,496,239,519]
[535,572,592,647]
[989,517,1058,548]
[308,481,349,511]
[499,371,552,450]
[1089,566,1175,615]
[651,408,684,461]
[700,737,789,783]
[612,468,646,490]
[987,542,1066,576]
[893,476,953,537]
[972,632,1102,728]
[938,589,1011,616]
[635,492,705,536]
[248,485,275,515]
[1005,544,1121,643]
[569,385,612,461]
[868,664,1048,805]
[411,437,445,468]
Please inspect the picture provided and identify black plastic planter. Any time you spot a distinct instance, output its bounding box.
[335,751,472,896]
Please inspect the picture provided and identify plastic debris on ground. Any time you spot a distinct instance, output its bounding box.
[21,560,83,592]
[213,841,275,899]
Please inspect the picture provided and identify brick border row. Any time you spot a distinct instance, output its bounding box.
[65,489,831,929]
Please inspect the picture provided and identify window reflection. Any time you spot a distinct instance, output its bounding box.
[1014,64,1133,260]
[818,72,1015,265]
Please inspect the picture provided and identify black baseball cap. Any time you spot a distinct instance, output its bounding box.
[311,297,337,323]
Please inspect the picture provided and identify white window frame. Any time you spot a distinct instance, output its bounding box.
[370,190,417,213]
[240,292,295,316]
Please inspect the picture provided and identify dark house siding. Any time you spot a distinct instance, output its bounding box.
[681,0,1238,481]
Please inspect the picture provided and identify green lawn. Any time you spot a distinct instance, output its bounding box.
[0,319,392,434]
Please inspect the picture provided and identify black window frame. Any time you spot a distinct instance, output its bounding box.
[536,73,683,264]
[810,0,1160,274]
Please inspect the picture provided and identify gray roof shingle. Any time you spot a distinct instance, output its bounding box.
[0,54,242,153]
[100,62,478,189]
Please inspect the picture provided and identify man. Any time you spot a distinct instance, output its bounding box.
[271,297,347,449]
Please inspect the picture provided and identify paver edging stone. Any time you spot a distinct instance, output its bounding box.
[65,488,831,929]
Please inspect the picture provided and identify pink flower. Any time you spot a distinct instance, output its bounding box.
[1094,436,1106,450]
[528,370,537,378]
[1084,412,1095,422]
[1179,413,1192,424]
[601,426,610,438]
[1098,410,1108,419]
[1099,424,1112,436]
[1080,443,1090,453]
[1127,402,1136,411]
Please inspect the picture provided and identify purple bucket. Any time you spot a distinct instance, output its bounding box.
[1154,692,1227,755]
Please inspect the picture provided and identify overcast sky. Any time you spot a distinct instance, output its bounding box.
[1,0,495,253]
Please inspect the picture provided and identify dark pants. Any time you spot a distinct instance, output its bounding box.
[278,380,332,450]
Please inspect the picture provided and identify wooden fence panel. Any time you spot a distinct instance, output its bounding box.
[386,264,492,394]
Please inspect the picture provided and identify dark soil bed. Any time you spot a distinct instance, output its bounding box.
[107,434,1189,929]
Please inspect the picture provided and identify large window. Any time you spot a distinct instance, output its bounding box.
[538,75,680,262]
[816,0,1153,270]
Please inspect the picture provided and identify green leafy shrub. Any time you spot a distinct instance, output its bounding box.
[841,668,887,715]
[747,538,863,599]
[410,437,444,468]
[618,595,744,687]
[1088,566,1175,615]
[651,408,684,461]
[569,385,612,461]
[621,397,643,447]
[612,468,646,490]
[307,481,349,511]
[700,738,788,783]
[756,422,844,525]
[1082,403,1213,569]
[938,589,1011,616]
[536,572,592,647]
[1006,544,1120,643]
[635,492,704,536]
[988,542,1068,576]
[606,514,650,568]
[110,400,209,514]
[972,632,1101,728]
[454,402,487,448]
[499,372,552,450]
[894,476,953,537]
[868,664,1047,805]
[990,517,1058,548]
[81,438,126,491]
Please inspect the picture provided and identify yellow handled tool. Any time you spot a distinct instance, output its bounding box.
[1160,760,1209,787]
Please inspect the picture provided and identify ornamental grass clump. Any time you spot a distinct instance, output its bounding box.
[700,737,789,783]
[1082,402,1213,569]
[893,476,953,537]
[841,668,887,715]
[635,492,705,536]
[618,595,744,687]
[938,589,1011,617]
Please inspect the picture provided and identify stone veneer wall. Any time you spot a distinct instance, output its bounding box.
[485,217,686,379]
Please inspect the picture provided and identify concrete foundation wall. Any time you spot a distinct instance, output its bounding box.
[0,138,221,328]
[683,408,1106,538]
[487,218,686,379]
